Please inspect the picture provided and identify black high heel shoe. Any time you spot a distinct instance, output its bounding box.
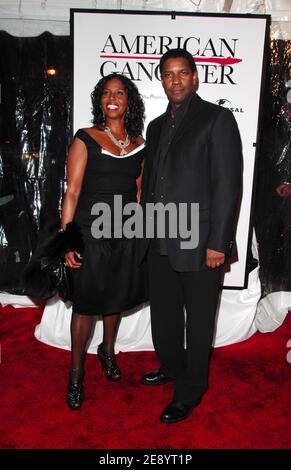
[66,368,84,410]
[97,344,121,381]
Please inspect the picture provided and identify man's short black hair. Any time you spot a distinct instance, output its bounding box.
[159,48,197,74]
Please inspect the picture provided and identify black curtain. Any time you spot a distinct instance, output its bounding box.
[255,39,291,296]
[0,31,71,293]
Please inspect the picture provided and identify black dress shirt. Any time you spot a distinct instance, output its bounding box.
[151,93,194,254]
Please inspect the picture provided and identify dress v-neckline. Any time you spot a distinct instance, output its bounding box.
[80,129,144,158]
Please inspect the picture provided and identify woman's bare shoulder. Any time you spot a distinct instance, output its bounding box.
[82,126,103,136]
[135,135,145,145]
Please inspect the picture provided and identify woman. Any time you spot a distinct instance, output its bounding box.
[62,73,147,410]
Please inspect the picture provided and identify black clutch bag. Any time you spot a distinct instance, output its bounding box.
[39,256,73,302]
[22,221,83,301]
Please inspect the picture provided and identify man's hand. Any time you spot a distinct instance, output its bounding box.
[276,182,291,198]
[206,248,225,268]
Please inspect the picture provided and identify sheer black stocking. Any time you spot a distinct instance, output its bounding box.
[70,313,93,383]
[102,313,121,355]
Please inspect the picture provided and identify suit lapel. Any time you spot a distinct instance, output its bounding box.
[145,113,166,195]
[148,113,166,170]
[150,114,165,152]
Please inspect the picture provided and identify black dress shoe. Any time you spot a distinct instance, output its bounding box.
[66,382,84,410]
[66,369,84,410]
[97,344,121,381]
[160,401,198,424]
[141,369,174,386]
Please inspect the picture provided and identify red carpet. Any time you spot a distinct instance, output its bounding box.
[1,305,291,449]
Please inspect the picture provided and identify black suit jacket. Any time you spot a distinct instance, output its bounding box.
[139,93,242,272]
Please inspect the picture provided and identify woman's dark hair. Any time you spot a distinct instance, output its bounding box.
[91,73,145,141]
[159,48,197,74]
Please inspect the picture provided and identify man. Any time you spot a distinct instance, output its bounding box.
[139,48,242,423]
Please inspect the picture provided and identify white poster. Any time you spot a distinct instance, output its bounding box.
[72,10,269,288]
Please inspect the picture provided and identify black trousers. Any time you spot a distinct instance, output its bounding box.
[148,248,221,406]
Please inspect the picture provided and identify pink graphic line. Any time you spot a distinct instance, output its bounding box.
[100,55,242,65]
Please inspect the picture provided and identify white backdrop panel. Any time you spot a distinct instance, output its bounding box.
[73,10,268,288]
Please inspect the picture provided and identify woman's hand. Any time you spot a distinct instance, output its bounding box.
[64,251,82,269]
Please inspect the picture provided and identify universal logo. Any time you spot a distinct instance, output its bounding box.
[216,98,244,113]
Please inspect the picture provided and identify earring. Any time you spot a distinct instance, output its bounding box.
[125,108,130,126]
[100,106,105,124]
[102,107,105,122]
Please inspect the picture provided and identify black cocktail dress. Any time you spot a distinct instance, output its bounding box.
[71,129,147,315]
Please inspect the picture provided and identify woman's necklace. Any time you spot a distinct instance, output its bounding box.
[104,126,131,155]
